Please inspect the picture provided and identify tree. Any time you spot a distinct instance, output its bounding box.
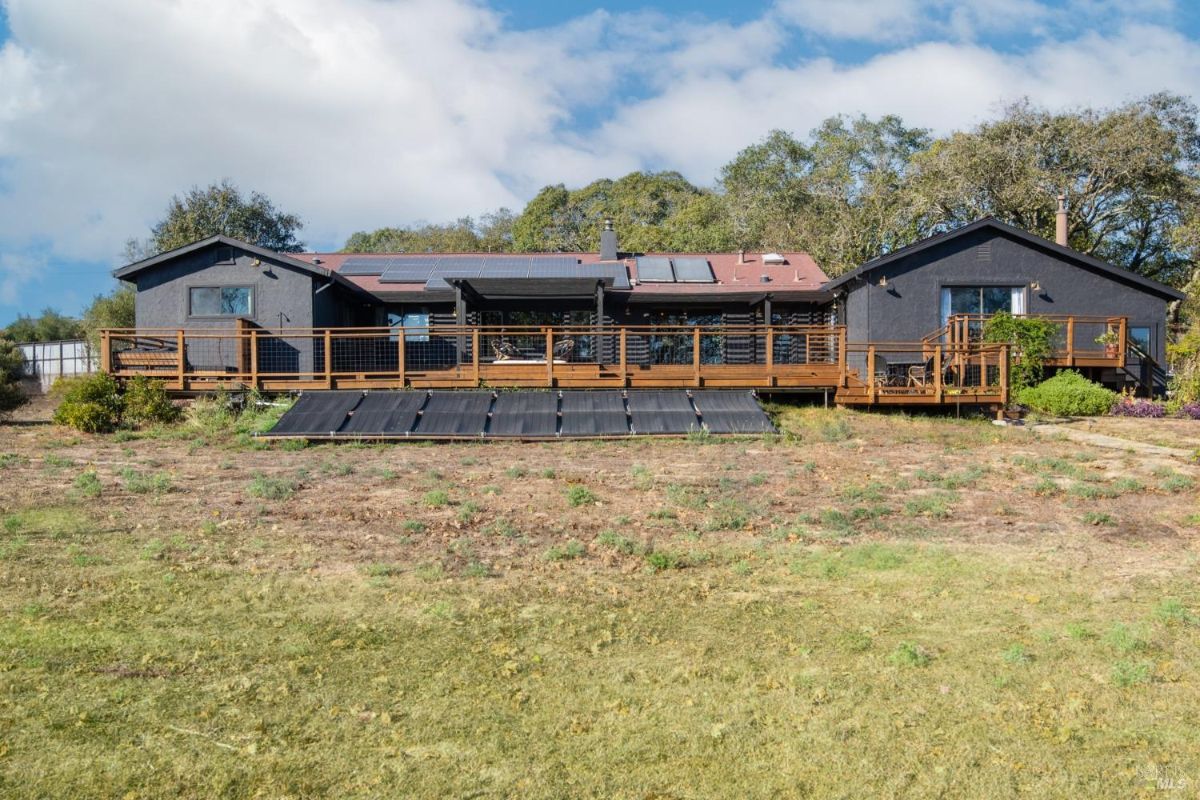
[3,308,85,343]
[127,179,304,259]
[343,209,517,254]
[908,94,1200,285]
[717,117,930,275]
[0,336,28,418]
[510,172,714,253]
[81,285,136,348]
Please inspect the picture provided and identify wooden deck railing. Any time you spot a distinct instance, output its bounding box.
[924,314,1128,367]
[100,324,848,392]
[837,341,1009,406]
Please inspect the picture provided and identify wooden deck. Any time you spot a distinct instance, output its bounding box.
[100,315,1129,408]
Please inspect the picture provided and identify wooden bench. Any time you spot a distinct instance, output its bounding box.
[113,350,180,371]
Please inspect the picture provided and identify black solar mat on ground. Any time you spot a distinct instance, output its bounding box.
[339,391,426,435]
[413,391,493,435]
[267,391,363,435]
[560,391,629,436]
[693,391,776,433]
[627,391,702,434]
[489,392,558,436]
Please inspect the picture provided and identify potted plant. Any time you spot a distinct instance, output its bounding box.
[1095,330,1121,358]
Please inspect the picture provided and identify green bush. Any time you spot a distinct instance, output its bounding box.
[0,337,28,418]
[122,375,180,427]
[982,312,1059,392]
[52,372,123,433]
[1016,371,1116,417]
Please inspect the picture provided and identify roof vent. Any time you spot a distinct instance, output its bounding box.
[762,252,786,265]
[312,257,323,265]
[760,275,771,283]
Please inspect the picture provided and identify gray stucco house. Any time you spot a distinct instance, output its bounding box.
[108,216,1186,402]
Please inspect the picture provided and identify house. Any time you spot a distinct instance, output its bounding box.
[106,211,1185,407]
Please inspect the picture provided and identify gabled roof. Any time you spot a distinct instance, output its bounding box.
[824,217,1187,302]
[112,235,378,302]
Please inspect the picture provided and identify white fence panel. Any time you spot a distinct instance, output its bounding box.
[17,339,98,391]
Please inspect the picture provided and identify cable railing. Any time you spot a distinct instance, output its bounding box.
[100,324,847,391]
[929,314,1128,365]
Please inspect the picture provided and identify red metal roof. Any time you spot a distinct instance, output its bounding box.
[293,251,829,297]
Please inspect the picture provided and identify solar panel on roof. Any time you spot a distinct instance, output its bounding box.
[672,257,714,283]
[635,256,675,283]
[338,258,393,276]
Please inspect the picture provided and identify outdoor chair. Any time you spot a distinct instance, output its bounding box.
[907,356,936,387]
[491,340,521,361]
[553,338,575,360]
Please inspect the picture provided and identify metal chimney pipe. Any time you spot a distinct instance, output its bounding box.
[1055,194,1068,246]
[737,249,746,265]
[600,218,618,261]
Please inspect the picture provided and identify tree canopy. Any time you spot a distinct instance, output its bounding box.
[126,179,305,260]
[343,94,1199,289]
[3,308,85,343]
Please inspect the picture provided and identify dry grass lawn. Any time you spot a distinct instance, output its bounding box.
[1,400,1199,798]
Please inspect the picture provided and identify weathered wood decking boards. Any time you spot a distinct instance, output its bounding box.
[100,315,1131,408]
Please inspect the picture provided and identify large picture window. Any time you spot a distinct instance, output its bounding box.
[189,286,252,317]
[940,286,1025,329]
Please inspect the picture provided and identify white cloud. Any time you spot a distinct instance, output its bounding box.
[0,0,1196,321]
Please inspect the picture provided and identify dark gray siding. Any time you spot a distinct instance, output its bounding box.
[131,245,316,330]
[840,227,1171,363]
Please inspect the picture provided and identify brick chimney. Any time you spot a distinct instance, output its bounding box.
[600,218,618,261]
[1055,194,1068,246]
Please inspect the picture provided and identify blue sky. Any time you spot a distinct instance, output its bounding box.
[1,0,1199,326]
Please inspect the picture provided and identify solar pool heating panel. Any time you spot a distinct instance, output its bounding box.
[693,391,775,433]
[627,391,702,434]
[413,391,493,435]
[559,391,629,435]
[338,391,426,435]
[267,391,363,435]
[489,392,559,436]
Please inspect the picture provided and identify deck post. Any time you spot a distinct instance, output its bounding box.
[1066,317,1075,365]
[397,329,406,388]
[249,329,259,390]
[1118,317,1127,362]
[545,328,554,387]
[619,327,627,386]
[100,330,111,373]
[693,328,701,387]
[176,330,185,390]
[765,327,774,386]
[838,328,847,387]
[933,345,943,403]
[473,329,481,386]
[867,346,876,404]
[323,329,333,389]
[1000,345,1009,405]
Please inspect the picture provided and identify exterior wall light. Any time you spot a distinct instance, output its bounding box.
[878,275,888,287]
[1030,281,1041,292]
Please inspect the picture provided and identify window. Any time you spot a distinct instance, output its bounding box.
[388,309,429,342]
[940,286,1025,331]
[1129,326,1151,356]
[189,286,252,317]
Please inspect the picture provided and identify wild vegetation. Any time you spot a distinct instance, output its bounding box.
[1016,370,1117,417]
[2,401,1199,797]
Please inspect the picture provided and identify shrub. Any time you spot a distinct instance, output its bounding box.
[982,312,1059,391]
[1179,402,1200,420]
[247,473,298,500]
[1015,370,1116,417]
[0,336,28,419]
[52,372,123,433]
[1110,396,1165,418]
[122,375,180,427]
[565,485,597,507]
